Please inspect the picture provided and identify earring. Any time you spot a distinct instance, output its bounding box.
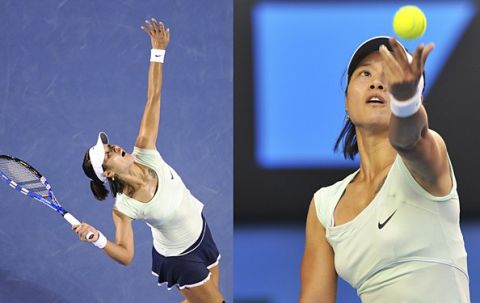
[345,113,350,121]
[112,176,115,181]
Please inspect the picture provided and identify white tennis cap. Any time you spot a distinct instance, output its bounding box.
[88,132,109,182]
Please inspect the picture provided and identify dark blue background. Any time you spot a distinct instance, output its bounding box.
[252,1,474,168]
[0,1,232,302]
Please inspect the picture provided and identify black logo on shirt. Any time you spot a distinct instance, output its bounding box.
[169,170,174,180]
[378,210,397,229]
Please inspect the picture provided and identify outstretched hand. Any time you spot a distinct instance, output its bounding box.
[379,37,434,100]
[141,18,170,50]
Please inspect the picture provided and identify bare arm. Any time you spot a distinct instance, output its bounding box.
[299,199,337,303]
[102,209,135,265]
[73,209,134,266]
[380,38,452,196]
[135,18,170,149]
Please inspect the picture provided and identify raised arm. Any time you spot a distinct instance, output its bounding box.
[135,18,170,149]
[380,38,452,196]
[299,199,337,303]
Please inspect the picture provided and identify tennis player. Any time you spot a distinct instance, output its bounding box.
[74,19,225,303]
[299,37,470,302]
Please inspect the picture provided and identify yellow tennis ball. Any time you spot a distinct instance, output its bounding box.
[393,5,427,40]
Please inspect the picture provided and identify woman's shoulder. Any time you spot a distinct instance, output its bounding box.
[132,146,164,166]
[113,193,141,219]
[312,171,358,227]
[313,171,357,202]
[132,146,161,157]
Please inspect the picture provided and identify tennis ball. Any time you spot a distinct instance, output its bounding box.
[393,5,427,40]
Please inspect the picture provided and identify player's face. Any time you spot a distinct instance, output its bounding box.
[346,52,391,130]
[102,144,133,174]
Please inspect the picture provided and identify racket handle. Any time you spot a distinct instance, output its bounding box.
[64,213,95,240]
[86,231,95,240]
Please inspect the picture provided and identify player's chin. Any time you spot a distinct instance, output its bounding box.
[363,110,389,121]
[362,115,390,129]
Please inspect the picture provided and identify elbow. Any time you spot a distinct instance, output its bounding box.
[123,254,134,266]
[389,121,428,152]
[147,91,160,102]
[118,257,133,266]
[116,251,134,266]
[298,295,310,303]
[389,133,421,152]
[390,140,418,153]
[299,294,328,303]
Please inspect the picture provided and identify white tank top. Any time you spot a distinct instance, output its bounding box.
[114,147,204,256]
[314,154,470,302]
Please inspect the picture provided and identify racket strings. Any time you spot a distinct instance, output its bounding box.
[0,158,49,197]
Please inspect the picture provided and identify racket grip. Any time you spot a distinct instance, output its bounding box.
[64,213,95,240]
[86,231,95,240]
[64,213,80,225]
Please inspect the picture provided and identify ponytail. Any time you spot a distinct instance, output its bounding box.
[89,178,125,201]
[333,118,358,160]
[107,177,124,198]
[90,180,109,201]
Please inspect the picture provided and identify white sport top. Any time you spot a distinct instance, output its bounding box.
[114,147,204,257]
[314,154,470,303]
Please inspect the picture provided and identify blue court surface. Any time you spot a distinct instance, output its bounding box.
[234,222,480,302]
[0,1,232,302]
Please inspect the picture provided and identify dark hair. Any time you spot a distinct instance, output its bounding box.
[82,150,124,201]
[334,117,358,160]
[333,68,359,160]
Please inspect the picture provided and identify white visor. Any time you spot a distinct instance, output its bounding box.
[88,132,109,182]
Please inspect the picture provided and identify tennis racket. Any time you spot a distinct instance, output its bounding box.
[0,155,94,240]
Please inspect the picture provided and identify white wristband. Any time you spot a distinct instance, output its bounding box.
[390,77,424,118]
[93,231,107,249]
[150,49,165,63]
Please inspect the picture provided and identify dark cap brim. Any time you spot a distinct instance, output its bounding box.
[347,36,395,81]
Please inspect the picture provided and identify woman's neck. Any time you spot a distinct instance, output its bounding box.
[116,163,150,192]
[355,128,397,181]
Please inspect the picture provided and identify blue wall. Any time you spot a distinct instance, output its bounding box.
[252,1,475,169]
[0,0,232,302]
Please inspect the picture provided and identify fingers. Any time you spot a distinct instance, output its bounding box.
[140,18,170,49]
[389,38,409,66]
[413,44,424,73]
[140,25,149,34]
[381,39,434,85]
[379,44,404,84]
[151,18,160,31]
[412,43,434,76]
[421,43,435,68]
[141,18,167,35]
[157,19,164,33]
[72,223,97,241]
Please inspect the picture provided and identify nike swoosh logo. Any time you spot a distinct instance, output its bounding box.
[169,171,174,180]
[378,210,397,229]
[155,54,162,57]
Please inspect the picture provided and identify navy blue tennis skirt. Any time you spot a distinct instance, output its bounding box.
[151,217,221,290]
